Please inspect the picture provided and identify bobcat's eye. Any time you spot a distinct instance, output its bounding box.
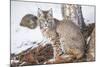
[40,20,45,23]
[47,19,52,23]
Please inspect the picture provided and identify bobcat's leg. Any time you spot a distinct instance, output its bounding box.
[45,36,63,64]
[53,35,64,58]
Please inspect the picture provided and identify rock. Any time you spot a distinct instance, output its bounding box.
[20,14,38,29]
[82,23,95,40]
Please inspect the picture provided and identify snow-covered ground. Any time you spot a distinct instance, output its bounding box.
[11,1,95,54]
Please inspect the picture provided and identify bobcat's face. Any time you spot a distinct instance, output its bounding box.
[38,8,54,30]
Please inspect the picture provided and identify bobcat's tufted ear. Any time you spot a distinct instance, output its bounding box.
[38,8,43,17]
[48,8,53,16]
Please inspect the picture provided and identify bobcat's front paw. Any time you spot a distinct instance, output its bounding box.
[44,59,55,64]
[44,56,70,64]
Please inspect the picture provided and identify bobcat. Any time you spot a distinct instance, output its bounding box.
[37,8,85,63]
[20,8,85,63]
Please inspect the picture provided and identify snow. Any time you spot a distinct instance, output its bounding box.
[11,60,19,64]
[11,1,95,54]
[82,6,95,25]
[87,36,91,44]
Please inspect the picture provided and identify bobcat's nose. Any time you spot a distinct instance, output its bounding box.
[44,21,48,27]
[45,24,48,27]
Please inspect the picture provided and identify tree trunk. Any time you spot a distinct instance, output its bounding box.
[77,5,86,31]
[61,4,86,31]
